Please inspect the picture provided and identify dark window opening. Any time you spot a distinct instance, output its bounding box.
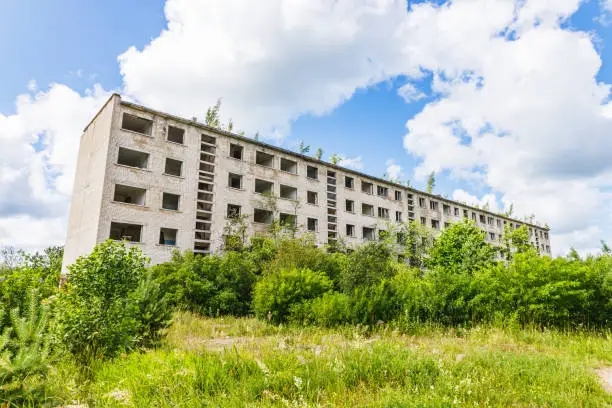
[110,222,142,242]
[167,126,185,144]
[121,113,152,135]
[159,228,178,246]
[162,193,180,211]
[164,158,182,176]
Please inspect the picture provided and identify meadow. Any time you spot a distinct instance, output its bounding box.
[46,312,611,407]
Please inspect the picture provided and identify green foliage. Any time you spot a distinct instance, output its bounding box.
[0,291,51,403]
[55,240,150,363]
[501,224,533,260]
[340,241,395,292]
[307,292,352,327]
[131,271,173,348]
[315,147,323,160]
[426,171,436,193]
[329,153,341,164]
[152,250,258,316]
[0,246,62,321]
[253,268,333,323]
[426,220,497,274]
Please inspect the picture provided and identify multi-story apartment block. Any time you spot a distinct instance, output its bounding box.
[61,94,551,271]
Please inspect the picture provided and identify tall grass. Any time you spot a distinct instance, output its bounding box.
[45,312,612,407]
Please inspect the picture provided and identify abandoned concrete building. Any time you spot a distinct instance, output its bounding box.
[61,94,551,270]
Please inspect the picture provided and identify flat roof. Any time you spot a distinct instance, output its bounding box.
[91,93,548,231]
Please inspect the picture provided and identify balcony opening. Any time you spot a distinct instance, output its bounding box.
[110,222,142,242]
[430,201,439,211]
[279,213,296,227]
[307,191,318,205]
[117,147,149,169]
[394,191,402,201]
[307,218,318,232]
[162,193,180,211]
[363,227,375,241]
[197,202,212,212]
[377,186,388,197]
[256,151,274,168]
[197,211,212,221]
[167,126,185,144]
[164,158,183,176]
[199,182,213,192]
[194,242,210,252]
[431,219,440,229]
[230,144,243,160]
[197,192,213,202]
[159,228,178,246]
[255,179,273,195]
[362,203,374,216]
[307,165,318,180]
[201,144,216,154]
[113,184,146,206]
[200,152,215,163]
[227,204,241,218]
[228,173,243,189]
[200,162,215,173]
[346,224,355,237]
[121,113,152,135]
[395,211,402,222]
[280,184,297,200]
[201,134,216,145]
[378,207,389,219]
[254,208,273,224]
[280,158,298,174]
[361,181,373,195]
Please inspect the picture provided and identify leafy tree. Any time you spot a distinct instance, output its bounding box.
[298,141,310,154]
[426,171,436,193]
[601,240,611,255]
[503,203,514,217]
[500,225,532,261]
[330,153,341,165]
[315,148,323,160]
[205,99,222,128]
[426,220,496,275]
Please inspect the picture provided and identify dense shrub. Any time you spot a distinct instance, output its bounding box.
[253,268,333,323]
[152,250,258,316]
[340,241,395,292]
[307,292,352,327]
[55,240,170,364]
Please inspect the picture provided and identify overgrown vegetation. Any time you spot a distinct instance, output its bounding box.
[0,218,610,405]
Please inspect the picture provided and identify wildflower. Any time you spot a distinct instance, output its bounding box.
[294,376,303,390]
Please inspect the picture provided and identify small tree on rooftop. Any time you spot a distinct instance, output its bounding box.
[426,171,436,194]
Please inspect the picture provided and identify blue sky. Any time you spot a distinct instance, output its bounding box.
[1,0,612,253]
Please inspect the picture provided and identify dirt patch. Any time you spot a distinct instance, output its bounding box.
[595,367,612,394]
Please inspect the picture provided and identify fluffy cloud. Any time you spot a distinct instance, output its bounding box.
[400,0,612,254]
[337,155,364,171]
[0,84,110,249]
[452,189,501,214]
[385,159,404,181]
[397,83,425,103]
[118,0,411,139]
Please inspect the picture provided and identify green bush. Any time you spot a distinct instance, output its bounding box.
[308,292,352,327]
[350,280,399,325]
[252,268,333,323]
[131,271,173,348]
[55,240,154,363]
[340,241,395,292]
[152,250,258,316]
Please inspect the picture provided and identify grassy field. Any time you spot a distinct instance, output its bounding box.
[48,312,612,407]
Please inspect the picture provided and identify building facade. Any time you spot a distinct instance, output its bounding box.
[61,94,551,271]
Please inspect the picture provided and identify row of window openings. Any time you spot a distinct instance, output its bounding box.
[122,113,218,147]
[109,222,178,246]
[230,144,403,199]
[418,197,547,238]
[114,185,180,211]
[117,147,184,177]
[121,113,186,144]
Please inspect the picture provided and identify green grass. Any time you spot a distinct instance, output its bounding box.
[46,312,611,407]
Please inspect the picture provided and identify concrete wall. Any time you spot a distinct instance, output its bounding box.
[61,95,118,272]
